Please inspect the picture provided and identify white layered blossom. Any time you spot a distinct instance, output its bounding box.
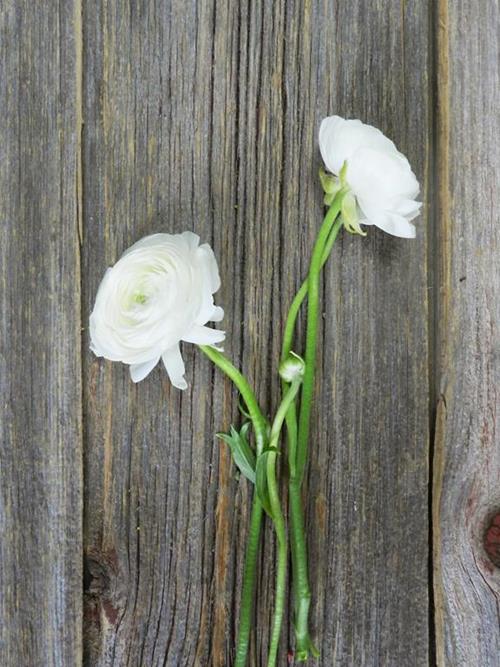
[319,116,422,238]
[90,232,224,387]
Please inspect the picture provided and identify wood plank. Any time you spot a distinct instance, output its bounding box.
[81,1,430,664]
[433,1,500,664]
[293,2,431,664]
[81,3,253,664]
[0,1,83,665]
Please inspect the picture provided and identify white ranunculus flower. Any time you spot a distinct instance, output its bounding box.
[89,232,224,387]
[319,115,422,238]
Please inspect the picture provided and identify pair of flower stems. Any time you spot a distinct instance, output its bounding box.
[200,190,345,666]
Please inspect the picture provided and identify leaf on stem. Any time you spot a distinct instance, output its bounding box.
[238,395,252,420]
[217,423,256,484]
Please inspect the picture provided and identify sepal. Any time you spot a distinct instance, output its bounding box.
[319,169,342,208]
[319,168,341,195]
[339,160,348,187]
[341,190,367,237]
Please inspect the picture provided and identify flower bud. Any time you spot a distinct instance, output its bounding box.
[279,352,305,383]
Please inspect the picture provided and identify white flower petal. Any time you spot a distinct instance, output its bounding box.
[210,306,224,322]
[122,232,175,255]
[362,209,416,238]
[130,357,159,383]
[198,243,221,292]
[319,116,349,174]
[378,215,416,238]
[162,345,188,390]
[348,148,419,202]
[181,230,201,251]
[319,116,400,175]
[193,244,223,325]
[392,198,423,220]
[182,325,226,345]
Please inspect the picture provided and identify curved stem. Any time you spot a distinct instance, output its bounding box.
[281,195,344,660]
[266,378,302,667]
[198,345,267,667]
[281,212,344,364]
[199,345,268,453]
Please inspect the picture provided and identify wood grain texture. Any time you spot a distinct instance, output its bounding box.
[2,1,497,666]
[0,1,83,665]
[433,0,500,665]
[81,1,430,665]
[302,2,430,664]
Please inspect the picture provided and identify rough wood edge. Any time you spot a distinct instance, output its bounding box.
[433,1,450,662]
[433,395,447,666]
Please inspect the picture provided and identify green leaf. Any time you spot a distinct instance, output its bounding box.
[255,450,273,517]
[238,396,252,420]
[231,425,256,484]
[216,432,235,446]
[217,423,256,484]
[240,421,252,441]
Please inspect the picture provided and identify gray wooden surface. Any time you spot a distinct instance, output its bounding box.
[0,1,498,666]
[433,1,500,665]
[0,1,83,665]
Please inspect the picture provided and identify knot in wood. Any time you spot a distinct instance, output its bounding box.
[483,512,500,568]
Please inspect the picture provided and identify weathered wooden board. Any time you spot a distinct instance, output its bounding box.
[2,1,497,666]
[0,1,83,665]
[303,2,431,664]
[433,1,500,665]
[81,1,430,665]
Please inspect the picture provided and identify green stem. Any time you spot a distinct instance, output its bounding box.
[235,498,263,667]
[281,208,344,475]
[288,479,318,660]
[199,345,267,667]
[296,206,343,480]
[266,448,286,667]
[281,194,344,660]
[281,209,344,363]
[200,345,268,452]
[266,379,302,667]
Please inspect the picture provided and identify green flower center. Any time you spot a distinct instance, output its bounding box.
[133,292,148,305]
